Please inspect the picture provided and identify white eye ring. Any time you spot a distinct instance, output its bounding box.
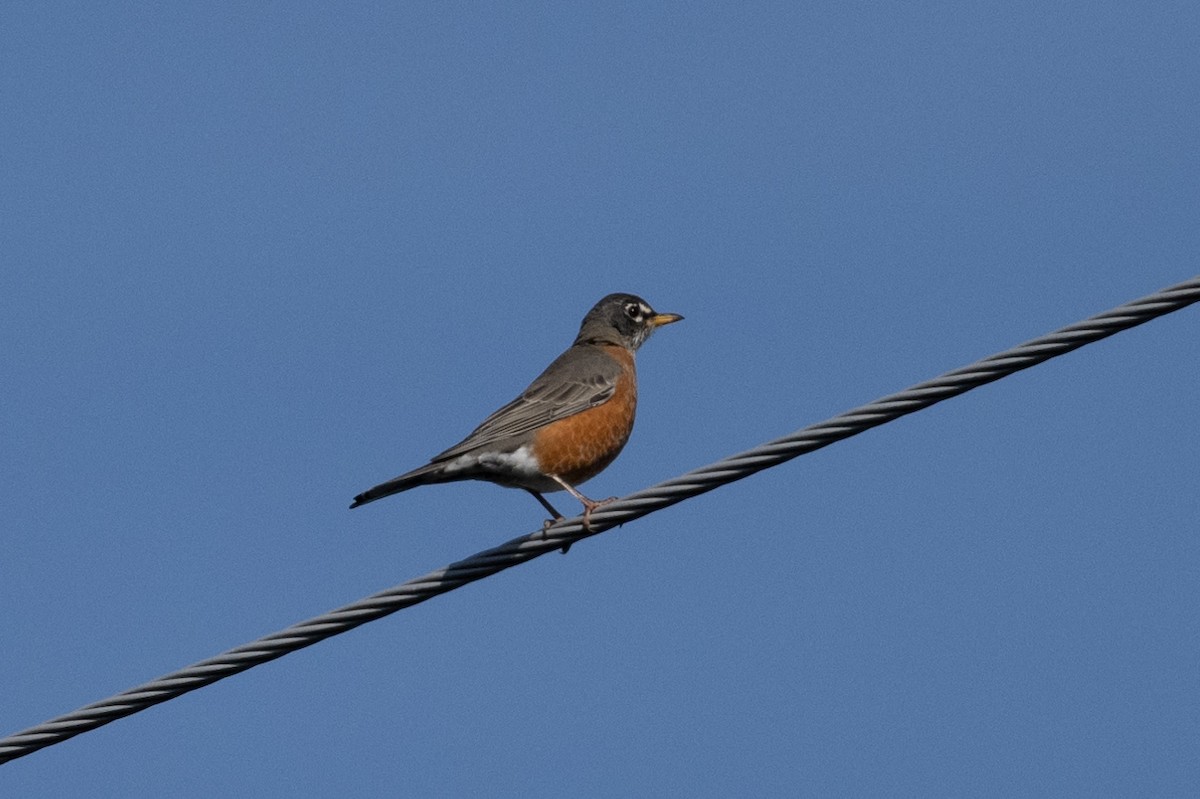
[625,303,643,319]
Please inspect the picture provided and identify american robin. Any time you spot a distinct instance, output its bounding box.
[350,293,683,534]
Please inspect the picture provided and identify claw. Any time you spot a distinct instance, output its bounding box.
[579,496,618,533]
[531,483,618,555]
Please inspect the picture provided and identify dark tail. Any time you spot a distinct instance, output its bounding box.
[349,463,446,509]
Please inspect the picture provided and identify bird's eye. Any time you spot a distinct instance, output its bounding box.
[625,303,642,320]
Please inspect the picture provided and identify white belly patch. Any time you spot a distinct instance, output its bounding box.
[442,445,559,491]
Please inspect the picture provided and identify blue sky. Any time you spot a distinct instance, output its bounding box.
[3,3,1198,796]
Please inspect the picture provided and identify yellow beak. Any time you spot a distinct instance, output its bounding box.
[649,312,684,328]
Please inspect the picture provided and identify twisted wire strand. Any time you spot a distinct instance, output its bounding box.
[2,276,1197,765]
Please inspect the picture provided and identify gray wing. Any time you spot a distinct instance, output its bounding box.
[431,345,622,462]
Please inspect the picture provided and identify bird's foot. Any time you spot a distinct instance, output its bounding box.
[540,516,573,555]
[580,496,618,533]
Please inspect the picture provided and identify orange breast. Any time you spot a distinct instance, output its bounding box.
[532,346,637,486]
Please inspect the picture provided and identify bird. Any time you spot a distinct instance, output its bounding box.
[350,293,683,535]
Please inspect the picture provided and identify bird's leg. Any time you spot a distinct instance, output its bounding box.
[527,490,574,554]
[548,475,617,533]
[527,489,563,527]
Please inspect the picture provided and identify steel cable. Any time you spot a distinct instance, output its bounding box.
[2,275,1197,765]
